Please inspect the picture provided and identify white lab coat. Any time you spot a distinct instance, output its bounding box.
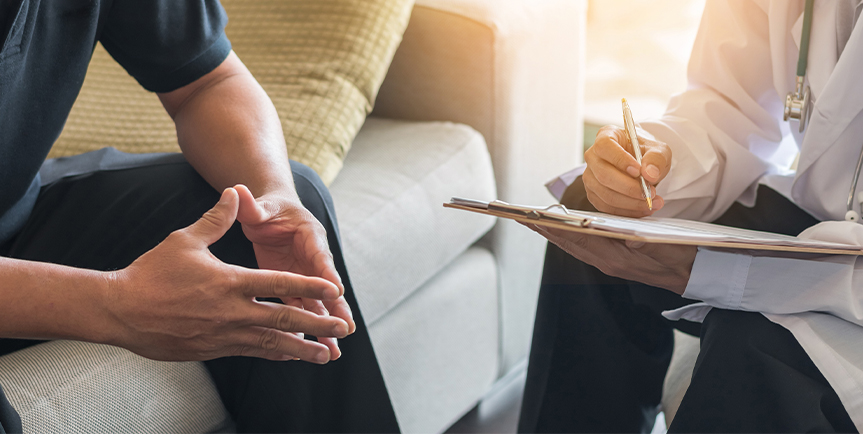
[634,0,863,429]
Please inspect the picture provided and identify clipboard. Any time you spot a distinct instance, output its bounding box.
[444,197,863,255]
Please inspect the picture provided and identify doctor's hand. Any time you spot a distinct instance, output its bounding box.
[584,125,672,217]
[525,223,695,294]
[233,184,353,361]
[106,188,349,363]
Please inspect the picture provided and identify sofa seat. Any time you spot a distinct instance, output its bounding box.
[330,117,496,324]
[330,117,498,432]
[0,340,229,433]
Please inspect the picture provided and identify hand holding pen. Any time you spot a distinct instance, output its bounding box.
[581,99,673,217]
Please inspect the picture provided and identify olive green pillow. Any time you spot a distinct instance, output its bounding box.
[51,0,414,185]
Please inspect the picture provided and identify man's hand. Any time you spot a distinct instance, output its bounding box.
[526,223,696,294]
[584,125,672,217]
[234,185,353,361]
[104,188,349,363]
[158,53,353,361]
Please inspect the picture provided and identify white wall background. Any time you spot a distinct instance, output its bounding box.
[584,0,706,125]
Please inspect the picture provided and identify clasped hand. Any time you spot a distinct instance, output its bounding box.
[103,186,352,364]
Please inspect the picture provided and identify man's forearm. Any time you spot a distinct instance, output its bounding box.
[160,52,297,201]
[0,257,113,344]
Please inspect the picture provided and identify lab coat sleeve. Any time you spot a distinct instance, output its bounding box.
[683,221,863,326]
[640,0,786,221]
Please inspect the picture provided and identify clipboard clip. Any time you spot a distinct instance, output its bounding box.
[487,201,596,227]
[522,204,572,221]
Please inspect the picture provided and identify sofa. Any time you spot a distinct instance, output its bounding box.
[0,1,586,432]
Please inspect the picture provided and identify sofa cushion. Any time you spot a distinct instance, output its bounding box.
[330,117,496,324]
[369,247,498,433]
[0,340,229,433]
[50,0,414,185]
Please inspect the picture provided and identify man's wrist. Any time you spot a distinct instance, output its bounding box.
[47,267,122,346]
[0,258,120,345]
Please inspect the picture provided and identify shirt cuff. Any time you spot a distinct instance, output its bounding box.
[683,247,752,310]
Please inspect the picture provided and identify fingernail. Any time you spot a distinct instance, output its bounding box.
[325,286,340,299]
[626,166,640,177]
[333,323,348,337]
[646,165,660,179]
[219,188,231,202]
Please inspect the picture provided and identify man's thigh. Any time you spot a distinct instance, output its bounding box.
[4,160,244,269]
[0,158,400,432]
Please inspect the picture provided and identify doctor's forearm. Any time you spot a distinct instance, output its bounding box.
[160,52,297,202]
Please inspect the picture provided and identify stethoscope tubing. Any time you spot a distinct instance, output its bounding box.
[788,0,862,220]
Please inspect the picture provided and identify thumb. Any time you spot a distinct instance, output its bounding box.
[640,139,672,185]
[235,184,271,225]
[184,187,239,246]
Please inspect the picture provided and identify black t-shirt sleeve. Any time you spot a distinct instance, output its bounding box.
[99,0,232,93]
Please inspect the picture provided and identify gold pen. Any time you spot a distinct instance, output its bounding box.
[622,98,653,210]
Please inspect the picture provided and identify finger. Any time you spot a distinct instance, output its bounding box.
[303,298,341,360]
[325,297,356,335]
[522,223,544,233]
[625,240,646,249]
[584,163,651,200]
[315,250,344,295]
[249,301,349,338]
[585,189,656,218]
[284,297,303,309]
[299,219,344,292]
[181,188,239,246]
[235,184,271,225]
[234,327,331,364]
[283,297,304,339]
[591,126,641,176]
[237,268,341,300]
[585,170,658,211]
[640,140,672,185]
[540,226,594,259]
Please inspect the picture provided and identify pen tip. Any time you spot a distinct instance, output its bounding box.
[621,97,627,103]
[646,196,653,210]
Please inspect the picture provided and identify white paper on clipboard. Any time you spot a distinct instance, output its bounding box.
[446,198,863,255]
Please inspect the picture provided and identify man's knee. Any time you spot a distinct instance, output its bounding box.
[289,161,336,229]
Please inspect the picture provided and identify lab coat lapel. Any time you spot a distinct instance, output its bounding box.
[796,2,863,177]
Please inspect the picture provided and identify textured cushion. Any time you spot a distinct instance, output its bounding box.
[50,0,413,185]
[330,117,496,325]
[368,247,498,433]
[0,341,228,434]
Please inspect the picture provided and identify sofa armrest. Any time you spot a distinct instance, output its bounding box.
[372,0,586,373]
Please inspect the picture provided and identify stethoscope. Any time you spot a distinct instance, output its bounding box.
[784,0,863,222]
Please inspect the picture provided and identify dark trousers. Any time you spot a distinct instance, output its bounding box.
[0,158,400,433]
[517,178,857,433]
